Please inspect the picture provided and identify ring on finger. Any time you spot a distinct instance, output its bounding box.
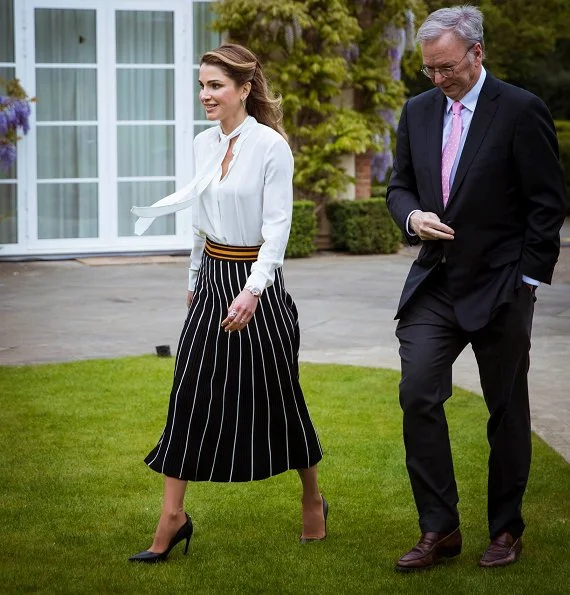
[240,318,247,323]
[229,309,238,318]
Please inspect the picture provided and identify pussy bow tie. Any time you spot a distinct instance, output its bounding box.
[131,115,255,235]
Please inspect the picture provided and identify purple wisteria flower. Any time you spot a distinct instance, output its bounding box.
[0,110,9,137]
[372,15,415,184]
[0,78,34,171]
[0,141,17,170]
[14,99,31,134]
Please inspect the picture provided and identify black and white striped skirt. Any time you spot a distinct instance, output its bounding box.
[145,239,323,482]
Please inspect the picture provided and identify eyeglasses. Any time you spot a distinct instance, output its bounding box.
[421,44,475,79]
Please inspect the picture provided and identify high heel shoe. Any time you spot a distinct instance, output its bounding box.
[129,513,193,563]
[299,496,328,544]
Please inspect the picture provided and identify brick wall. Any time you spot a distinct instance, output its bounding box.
[355,151,372,199]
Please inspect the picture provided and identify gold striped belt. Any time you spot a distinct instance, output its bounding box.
[204,238,260,261]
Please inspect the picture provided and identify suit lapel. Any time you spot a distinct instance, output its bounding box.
[425,92,446,212]
[446,75,500,207]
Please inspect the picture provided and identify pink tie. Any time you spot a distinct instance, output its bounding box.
[441,101,463,207]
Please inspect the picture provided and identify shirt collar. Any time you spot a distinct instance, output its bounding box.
[214,115,257,158]
[446,66,486,113]
[217,115,256,143]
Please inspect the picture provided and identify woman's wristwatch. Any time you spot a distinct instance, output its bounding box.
[245,285,262,297]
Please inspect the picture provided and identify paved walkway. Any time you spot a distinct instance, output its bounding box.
[1,233,570,463]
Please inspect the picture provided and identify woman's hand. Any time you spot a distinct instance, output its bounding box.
[221,290,260,332]
[187,291,194,308]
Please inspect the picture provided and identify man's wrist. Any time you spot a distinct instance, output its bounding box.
[523,282,537,294]
[406,210,422,236]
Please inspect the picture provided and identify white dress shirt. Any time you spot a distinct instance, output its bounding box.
[406,67,487,234]
[188,118,294,293]
[442,66,487,188]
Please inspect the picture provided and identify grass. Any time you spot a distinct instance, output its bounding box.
[0,357,568,594]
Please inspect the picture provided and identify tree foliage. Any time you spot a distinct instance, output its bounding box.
[405,0,570,118]
[213,0,570,205]
[213,0,421,201]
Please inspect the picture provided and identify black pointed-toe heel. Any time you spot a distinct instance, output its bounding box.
[129,513,193,563]
[299,496,328,544]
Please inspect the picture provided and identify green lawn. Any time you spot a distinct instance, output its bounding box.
[0,357,568,594]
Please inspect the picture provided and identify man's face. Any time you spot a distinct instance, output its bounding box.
[421,31,482,101]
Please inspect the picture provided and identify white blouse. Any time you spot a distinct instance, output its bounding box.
[188,117,294,293]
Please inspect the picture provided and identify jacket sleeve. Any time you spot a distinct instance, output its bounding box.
[514,95,567,284]
[386,100,423,246]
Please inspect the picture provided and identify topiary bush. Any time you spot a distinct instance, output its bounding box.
[285,200,317,258]
[326,198,401,254]
[555,120,570,211]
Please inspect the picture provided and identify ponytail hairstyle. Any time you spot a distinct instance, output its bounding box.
[200,44,287,141]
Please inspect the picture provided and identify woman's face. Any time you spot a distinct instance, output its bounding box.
[198,64,246,125]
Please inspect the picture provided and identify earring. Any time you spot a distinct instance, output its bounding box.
[241,97,247,109]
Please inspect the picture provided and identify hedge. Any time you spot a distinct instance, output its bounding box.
[285,200,317,258]
[326,198,401,255]
[555,120,570,212]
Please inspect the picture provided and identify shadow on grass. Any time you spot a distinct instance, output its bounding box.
[0,356,568,594]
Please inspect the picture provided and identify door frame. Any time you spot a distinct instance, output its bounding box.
[3,0,194,256]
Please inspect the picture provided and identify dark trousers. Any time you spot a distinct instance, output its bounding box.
[396,268,535,539]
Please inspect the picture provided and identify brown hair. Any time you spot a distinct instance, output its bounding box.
[200,44,287,140]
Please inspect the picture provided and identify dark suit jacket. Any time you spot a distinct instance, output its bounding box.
[387,73,567,331]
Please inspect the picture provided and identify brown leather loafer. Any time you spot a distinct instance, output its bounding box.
[479,532,522,568]
[395,527,462,572]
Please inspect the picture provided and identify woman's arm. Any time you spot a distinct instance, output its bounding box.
[244,137,294,294]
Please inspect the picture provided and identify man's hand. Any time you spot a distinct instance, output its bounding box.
[523,282,537,294]
[410,211,455,241]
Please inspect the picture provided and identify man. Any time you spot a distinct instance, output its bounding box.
[386,6,567,571]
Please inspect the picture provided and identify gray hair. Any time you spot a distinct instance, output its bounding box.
[416,5,484,51]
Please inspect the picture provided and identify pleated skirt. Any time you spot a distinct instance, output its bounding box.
[145,240,323,482]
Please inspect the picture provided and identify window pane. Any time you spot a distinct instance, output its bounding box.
[193,76,205,120]
[37,126,98,179]
[193,2,219,59]
[0,161,16,180]
[37,182,98,239]
[0,0,14,62]
[117,69,174,120]
[118,180,175,237]
[116,11,173,65]
[36,69,97,121]
[0,183,17,243]
[117,125,174,177]
[194,124,215,137]
[35,9,96,64]
[0,67,15,96]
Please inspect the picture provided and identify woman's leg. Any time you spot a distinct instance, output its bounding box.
[148,475,189,553]
[297,465,326,539]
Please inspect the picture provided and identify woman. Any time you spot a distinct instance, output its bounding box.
[129,44,326,563]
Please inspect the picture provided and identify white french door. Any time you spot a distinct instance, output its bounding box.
[3,0,198,256]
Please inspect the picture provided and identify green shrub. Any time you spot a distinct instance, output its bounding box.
[555,120,570,211]
[326,198,401,254]
[555,120,570,134]
[370,184,387,198]
[285,200,317,258]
